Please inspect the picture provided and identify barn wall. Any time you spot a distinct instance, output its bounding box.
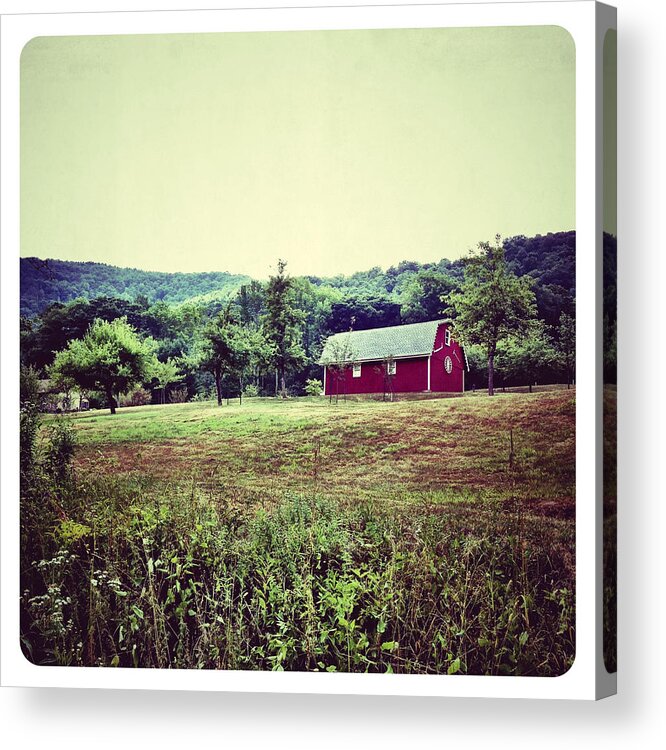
[429,323,465,393]
[325,356,428,395]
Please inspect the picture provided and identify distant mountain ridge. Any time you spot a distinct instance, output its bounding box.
[20,257,251,317]
[20,231,577,321]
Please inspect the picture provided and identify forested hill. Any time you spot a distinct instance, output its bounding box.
[20,258,251,318]
[20,230,576,322]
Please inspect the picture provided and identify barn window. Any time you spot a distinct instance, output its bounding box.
[444,355,453,374]
[444,329,452,346]
[387,361,397,376]
[352,363,362,378]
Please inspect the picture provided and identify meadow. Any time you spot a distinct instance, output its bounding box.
[21,390,576,676]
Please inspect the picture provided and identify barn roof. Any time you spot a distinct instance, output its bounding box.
[319,320,445,364]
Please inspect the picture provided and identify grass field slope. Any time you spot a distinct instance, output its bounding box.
[22,390,575,676]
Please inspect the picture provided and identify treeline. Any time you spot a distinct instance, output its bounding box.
[20,231,592,405]
[20,257,250,318]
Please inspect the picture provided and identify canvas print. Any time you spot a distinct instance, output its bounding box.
[19,26,576,676]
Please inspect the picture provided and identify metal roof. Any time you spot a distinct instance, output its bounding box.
[319,320,445,364]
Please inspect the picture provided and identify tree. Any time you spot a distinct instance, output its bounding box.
[401,269,456,323]
[556,312,576,389]
[151,357,182,404]
[325,293,401,334]
[231,325,273,405]
[320,332,358,404]
[373,354,397,402]
[444,235,536,396]
[496,322,559,392]
[200,307,240,406]
[50,317,156,414]
[235,280,265,327]
[263,260,306,397]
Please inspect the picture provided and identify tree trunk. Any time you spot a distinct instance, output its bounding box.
[215,367,222,406]
[487,351,495,396]
[239,376,243,406]
[280,370,287,399]
[106,385,117,415]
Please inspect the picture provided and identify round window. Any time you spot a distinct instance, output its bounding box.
[444,355,453,374]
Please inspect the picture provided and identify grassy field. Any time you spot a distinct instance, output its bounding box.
[69,391,575,518]
[22,390,576,675]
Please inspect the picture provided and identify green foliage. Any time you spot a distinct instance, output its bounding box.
[20,365,42,487]
[401,269,456,323]
[556,312,576,388]
[20,257,249,318]
[151,358,182,404]
[22,231,576,396]
[20,481,574,675]
[445,236,537,395]
[263,260,306,396]
[44,418,76,486]
[199,306,271,405]
[320,331,359,402]
[50,317,157,413]
[325,293,401,334]
[20,390,575,674]
[304,379,323,397]
[119,387,153,407]
[495,322,559,391]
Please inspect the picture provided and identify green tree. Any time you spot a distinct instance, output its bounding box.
[263,260,306,397]
[557,311,576,388]
[151,357,182,404]
[444,236,536,396]
[50,317,156,414]
[496,322,559,392]
[401,269,456,323]
[200,307,240,406]
[231,325,273,404]
[320,332,358,404]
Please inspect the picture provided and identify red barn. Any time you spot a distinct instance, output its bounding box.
[320,320,467,397]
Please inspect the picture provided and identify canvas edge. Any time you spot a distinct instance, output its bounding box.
[594,0,617,701]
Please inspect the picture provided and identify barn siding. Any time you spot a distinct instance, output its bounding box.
[429,323,465,393]
[325,356,428,396]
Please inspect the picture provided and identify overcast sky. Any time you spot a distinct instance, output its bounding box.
[21,26,574,278]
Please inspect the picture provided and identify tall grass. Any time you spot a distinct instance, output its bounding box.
[21,468,574,676]
[20,375,574,675]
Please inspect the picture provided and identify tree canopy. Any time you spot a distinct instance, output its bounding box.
[50,317,157,413]
[444,236,537,395]
[263,260,306,397]
[22,231,577,402]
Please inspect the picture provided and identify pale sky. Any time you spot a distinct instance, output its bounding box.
[21,26,575,278]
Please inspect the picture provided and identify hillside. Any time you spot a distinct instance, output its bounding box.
[20,257,250,317]
[21,231,577,324]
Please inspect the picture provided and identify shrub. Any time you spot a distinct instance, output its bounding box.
[119,388,151,407]
[168,386,189,403]
[44,419,75,486]
[243,383,260,398]
[304,378,323,397]
[20,365,41,486]
[19,477,575,675]
[191,391,214,402]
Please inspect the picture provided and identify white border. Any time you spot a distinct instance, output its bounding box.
[0,1,604,699]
